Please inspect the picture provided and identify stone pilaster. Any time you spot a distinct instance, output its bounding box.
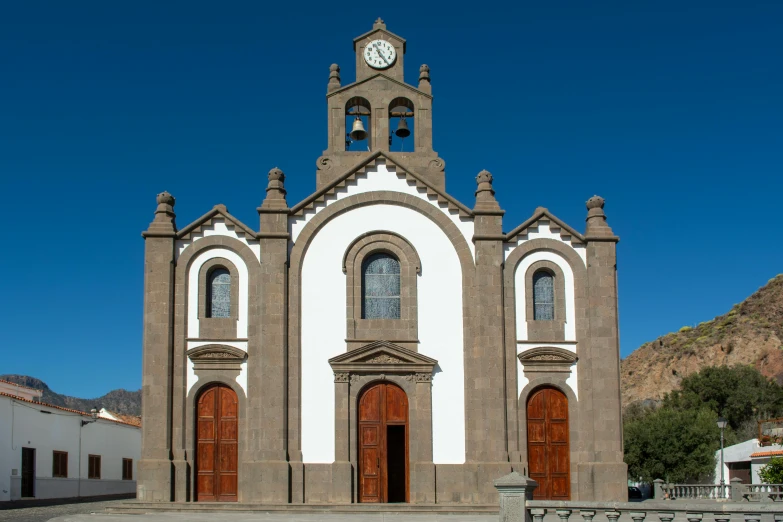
[244,168,291,502]
[582,196,627,501]
[468,170,512,502]
[138,192,177,501]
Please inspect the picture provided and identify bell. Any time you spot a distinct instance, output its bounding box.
[395,117,411,138]
[349,117,368,141]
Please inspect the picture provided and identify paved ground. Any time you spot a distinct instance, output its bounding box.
[0,498,130,522]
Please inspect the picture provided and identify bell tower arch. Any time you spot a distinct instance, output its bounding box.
[318,19,446,190]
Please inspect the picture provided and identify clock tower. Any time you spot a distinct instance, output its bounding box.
[317,19,445,190]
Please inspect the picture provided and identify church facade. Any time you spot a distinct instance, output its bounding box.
[137,20,627,505]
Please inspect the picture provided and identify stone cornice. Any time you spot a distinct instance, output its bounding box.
[518,346,578,373]
[187,344,247,371]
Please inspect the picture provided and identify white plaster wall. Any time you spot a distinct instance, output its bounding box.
[300,203,466,464]
[186,249,250,340]
[513,251,577,341]
[503,219,587,266]
[289,160,475,260]
[176,219,260,262]
[0,395,140,501]
[516,343,579,400]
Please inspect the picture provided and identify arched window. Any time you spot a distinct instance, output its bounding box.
[533,270,554,320]
[207,268,231,318]
[362,253,400,319]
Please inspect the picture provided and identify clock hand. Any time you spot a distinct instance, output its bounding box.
[373,43,390,65]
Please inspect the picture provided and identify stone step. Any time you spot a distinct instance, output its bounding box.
[105,502,499,515]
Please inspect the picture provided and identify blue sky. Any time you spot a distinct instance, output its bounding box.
[1,1,780,398]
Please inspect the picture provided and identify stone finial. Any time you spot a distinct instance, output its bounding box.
[261,167,288,210]
[473,169,501,212]
[585,194,614,237]
[418,64,431,94]
[328,63,341,93]
[373,17,386,30]
[144,191,177,236]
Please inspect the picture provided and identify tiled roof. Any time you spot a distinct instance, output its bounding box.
[750,450,783,458]
[0,379,41,393]
[0,391,141,429]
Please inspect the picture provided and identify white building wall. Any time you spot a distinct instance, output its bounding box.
[299,203,466,465]
[0,395,140,502]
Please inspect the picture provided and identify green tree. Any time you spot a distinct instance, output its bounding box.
[624,406,720,483]
[663,365,783,431]
[758,457,783,484]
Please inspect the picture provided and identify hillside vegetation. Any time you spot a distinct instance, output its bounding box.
[622,274,783,408]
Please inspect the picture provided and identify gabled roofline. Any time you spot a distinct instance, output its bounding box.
[353,28,406,52]
[505,207,586,244]
[176,205,258,240]
[0,391,141,428]
[288,151,473,218]
[328,339,437,365]
[327,73,431,99]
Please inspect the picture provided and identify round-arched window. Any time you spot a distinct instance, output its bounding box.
[207,268,231,318]
[362,253,400,319]
[533,270,554,321]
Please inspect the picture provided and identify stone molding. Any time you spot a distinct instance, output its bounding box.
[524,260,567,341]
[187,344,247,371]
[177,204,258,241]
[343,230,421,343]
[328,340,437,375]
[518,346,577,374]
[197,257,240,339]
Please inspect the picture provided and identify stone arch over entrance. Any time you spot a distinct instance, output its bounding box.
[357,381,410,503]
[287,190,475,462]
[194,383,239,502]
[526,385,570,501]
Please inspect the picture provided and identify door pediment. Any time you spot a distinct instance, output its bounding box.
[328,340,437,374]
[518,346,577,374]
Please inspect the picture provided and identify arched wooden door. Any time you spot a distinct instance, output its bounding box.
[527,387,570,500]
[196,384,238,502]
[358,382,409,503]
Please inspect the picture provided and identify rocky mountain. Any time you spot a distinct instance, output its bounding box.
[621,274,783,408]
[0,374,141,416]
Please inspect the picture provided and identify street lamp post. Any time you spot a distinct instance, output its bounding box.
[717,417,728,497]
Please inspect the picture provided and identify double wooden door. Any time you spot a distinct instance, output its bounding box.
[196,384,238,502]
[358,382,409,503]
[527,387,570,500]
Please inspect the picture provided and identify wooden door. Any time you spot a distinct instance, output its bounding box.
[21,447,35,498]
[196,384,238,502]
[527,387,570,500]
[358,382,409,503]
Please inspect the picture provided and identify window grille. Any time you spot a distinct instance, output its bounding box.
[533,270,555,320]
[207,268,231,318]
[362,253,401,319]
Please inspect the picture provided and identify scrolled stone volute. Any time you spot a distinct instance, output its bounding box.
[585,194,615,237]
[328,63,341,93]
[143,190,177,236]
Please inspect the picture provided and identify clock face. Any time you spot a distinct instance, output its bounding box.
[363,39,397,69]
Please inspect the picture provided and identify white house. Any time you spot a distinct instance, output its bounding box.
[0,379,141,502]
[714,438,783,485]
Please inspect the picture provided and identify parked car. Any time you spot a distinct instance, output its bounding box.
[628,486,643,500]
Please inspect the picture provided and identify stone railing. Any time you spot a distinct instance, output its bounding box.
[653,478,783,502]
[495,473,783,522]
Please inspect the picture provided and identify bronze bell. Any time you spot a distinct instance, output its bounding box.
[349,116,368,141]
[395,116,411,138]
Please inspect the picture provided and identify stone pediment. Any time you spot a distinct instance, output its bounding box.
[518,346,577,373]
[328,340,437,374]
[176,204,258,241]
[505,207,585,245]
[187,344,247,371]
[290,152,472,218]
